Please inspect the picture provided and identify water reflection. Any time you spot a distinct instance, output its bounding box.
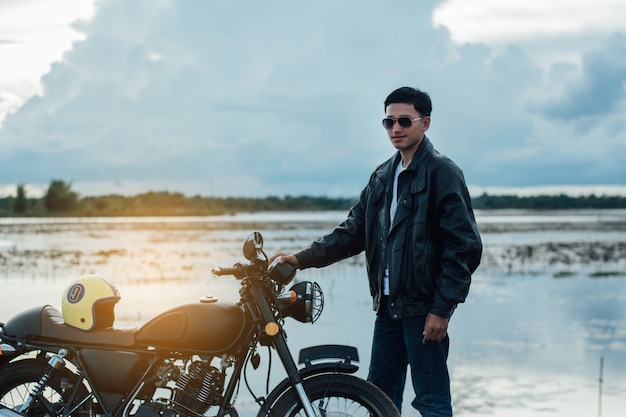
[1,210,625,416]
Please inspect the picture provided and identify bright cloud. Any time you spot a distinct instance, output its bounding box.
[433,0,626,43]
[0,0,95,124]
[433,0,626,68]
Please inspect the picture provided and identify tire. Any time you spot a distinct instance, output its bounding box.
[0,359,89,417]
[269,373,400,417]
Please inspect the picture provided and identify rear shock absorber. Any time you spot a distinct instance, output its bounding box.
[19,349,68,414]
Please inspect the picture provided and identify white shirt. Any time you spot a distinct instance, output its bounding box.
[383,160,407,295]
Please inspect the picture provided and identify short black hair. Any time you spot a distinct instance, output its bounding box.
[384,87,432,117]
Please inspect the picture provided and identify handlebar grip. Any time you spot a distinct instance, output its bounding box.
[211,267,235,275]
[211,263,247,279]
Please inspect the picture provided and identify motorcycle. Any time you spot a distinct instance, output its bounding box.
[0,231,399,417]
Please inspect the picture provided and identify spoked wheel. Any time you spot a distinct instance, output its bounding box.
[269,374,400,417]
[0,359,89,417]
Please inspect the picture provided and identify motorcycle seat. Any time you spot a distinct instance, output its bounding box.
[2,305,137,347]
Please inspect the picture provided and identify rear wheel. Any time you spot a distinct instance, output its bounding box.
[269,373,400,417]
[0,359,89,417]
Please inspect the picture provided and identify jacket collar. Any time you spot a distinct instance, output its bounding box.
[376,136,434,183]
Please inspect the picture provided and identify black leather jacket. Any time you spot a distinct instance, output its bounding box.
[296,137,482,319]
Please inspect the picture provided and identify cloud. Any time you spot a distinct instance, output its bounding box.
[434,0,626,43]
[434,0,626,70]
[538,33,626,121]
[0,0,625,197]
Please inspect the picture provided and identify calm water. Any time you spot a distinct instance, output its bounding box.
[1,210,625,417]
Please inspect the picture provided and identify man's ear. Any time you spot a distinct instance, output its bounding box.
[422,116,431,132]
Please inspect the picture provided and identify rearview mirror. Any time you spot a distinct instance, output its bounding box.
[243,231,264,261]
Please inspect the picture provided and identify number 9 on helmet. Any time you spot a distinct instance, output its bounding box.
[61,274,121,331]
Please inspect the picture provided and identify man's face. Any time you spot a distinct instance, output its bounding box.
[384,103,430,154]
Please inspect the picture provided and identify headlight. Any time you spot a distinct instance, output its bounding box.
[276,281,324,323]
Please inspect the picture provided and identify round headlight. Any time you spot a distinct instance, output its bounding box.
[276,281,324,323]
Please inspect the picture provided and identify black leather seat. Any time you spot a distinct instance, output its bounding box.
[2,305,137,347]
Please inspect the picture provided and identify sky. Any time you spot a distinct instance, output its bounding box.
[1,0,626,198]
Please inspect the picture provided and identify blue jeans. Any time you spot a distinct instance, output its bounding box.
[367,297,452,416]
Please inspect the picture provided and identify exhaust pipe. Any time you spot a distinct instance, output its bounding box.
[0,405,25,417]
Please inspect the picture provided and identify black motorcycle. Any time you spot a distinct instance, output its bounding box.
[0,231,399,417]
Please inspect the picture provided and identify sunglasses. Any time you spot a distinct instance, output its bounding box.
[382,116,423,130]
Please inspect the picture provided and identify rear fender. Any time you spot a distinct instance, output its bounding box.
[0,343,33,366]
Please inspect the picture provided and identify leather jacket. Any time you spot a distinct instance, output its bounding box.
[295,137,482,319]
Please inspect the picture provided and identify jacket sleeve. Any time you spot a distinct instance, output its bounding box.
[296,188,368,269]
[430,160,483,317]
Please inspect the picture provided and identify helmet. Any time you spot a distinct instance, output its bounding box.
[62,275,120,331]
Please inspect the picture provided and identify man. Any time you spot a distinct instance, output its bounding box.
[272,86,482,416]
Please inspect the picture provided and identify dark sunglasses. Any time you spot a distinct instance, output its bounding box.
[382,116,423,130]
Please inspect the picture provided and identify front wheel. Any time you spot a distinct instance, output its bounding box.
[269,373,400,417]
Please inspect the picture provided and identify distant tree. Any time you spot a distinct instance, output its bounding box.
[44,180,78,212]
[13,184,28,213]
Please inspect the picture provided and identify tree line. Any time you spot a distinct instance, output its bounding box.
[2,180,626,217]
[0,180,357,216]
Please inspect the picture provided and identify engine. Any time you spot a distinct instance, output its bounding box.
[134,358,226,417]
[172,360,224,414]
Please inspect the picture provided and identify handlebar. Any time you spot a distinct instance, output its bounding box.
[211,262,248,279]
[211,253,296,286]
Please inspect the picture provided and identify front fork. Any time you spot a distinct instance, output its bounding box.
[19,349,68,414]
[248,285,319,417]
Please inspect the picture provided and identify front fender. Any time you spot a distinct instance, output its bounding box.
[256,344,360,417]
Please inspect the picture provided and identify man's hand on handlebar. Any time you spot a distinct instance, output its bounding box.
[270,253,301,269]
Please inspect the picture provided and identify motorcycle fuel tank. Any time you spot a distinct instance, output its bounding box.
[136,299,246,352]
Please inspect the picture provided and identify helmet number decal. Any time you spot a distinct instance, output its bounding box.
[67,284,85,303]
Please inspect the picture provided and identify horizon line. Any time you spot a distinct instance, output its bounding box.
[2,183,626,199]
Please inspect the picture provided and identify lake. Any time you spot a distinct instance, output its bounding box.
[1,210,625,416]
